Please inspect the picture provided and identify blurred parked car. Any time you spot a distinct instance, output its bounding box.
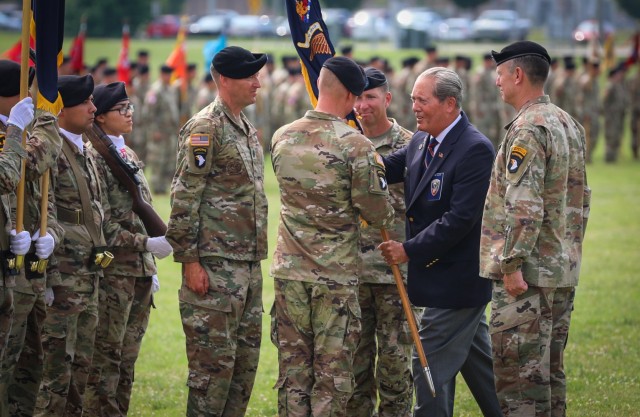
[395,7,444,42]
[471,9,530,42]
[227,14,275,38]
[0,10,21,31]
[438,17,473,41]
[572,19,615,42]
[145,15,182,38]
[348,8,392,41]
[322,8,352,38]
[189,10,238,35]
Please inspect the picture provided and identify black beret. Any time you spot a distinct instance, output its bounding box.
[93,82,128,116]
[212,46,266,79]
[287,66,302,76]
[322,56,368,96]
[564,61,576,70]
[363,67,387,91]
[187,63,197,71]
[0,60,35,97]
[402,56,420,68]
[492,41,551,66]
[483,53,493,60]
[160,65,174,74]
[425,45,437,53]
[102,67,116,76]
[340,46,353,55]
[138,64,149,75]
[137,50,149,57]
[58,75,94,108]
[96,58,108,66]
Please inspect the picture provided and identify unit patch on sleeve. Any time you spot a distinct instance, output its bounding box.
[192,147,208,168]
[508,146,527,174]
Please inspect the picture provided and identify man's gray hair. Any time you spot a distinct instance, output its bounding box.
[418,67,463,109]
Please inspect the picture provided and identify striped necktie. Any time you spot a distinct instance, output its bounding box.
[425,136,438,168]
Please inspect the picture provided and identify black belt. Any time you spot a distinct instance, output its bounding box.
[57,207,83,225]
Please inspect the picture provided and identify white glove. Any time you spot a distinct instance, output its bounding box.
[44,287,54,306]
[32,229,55,259]
[152,274,160,293]
[8,96,34,131]
[145,236,173,259]
[10,229,31,256]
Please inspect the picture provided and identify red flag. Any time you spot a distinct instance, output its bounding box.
[165,16,188,94]
[68,20,85,74]
[624,31,639,68]
[117,23,131,84]
[1,37,35,65]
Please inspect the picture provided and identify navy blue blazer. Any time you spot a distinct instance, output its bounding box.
[384,112,495,309]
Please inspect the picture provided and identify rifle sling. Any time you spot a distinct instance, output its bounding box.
[60,137,104,248]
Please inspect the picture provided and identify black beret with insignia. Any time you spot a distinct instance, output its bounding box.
[0,60,35,97]
[322,56,368,96]
[93,82,128,116]
[58,75,94,108]
[491,41,551,66]
[212,46,266,79]
[363,67,387,91]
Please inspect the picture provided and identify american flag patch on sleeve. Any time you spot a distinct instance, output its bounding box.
[189,134,210,146]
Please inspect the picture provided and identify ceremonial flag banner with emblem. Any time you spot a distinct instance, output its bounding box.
[32,0,65,114]
[68,19,85,74]
[286,0,362,130]
[166,16,188,93]
[285,0,334,107]
[117,23,131,85]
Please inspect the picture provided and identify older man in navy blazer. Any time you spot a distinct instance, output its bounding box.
[379,67,502,417]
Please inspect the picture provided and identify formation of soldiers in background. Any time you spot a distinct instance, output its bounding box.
[57,44,640,192]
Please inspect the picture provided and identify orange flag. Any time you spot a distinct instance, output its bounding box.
[165,15,188,95]
[117,23,131,84]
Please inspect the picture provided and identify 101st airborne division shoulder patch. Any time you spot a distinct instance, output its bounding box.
[508,146,527,174]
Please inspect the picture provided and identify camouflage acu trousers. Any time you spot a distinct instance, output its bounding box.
[347,283,416,417]
[270,278,361,417]
[179,257,262,417]
[490,281,575,417]
[0,285,12,363]
[34,281,99,417]
[0,289,46,417]
[146,133,177,194]
[85,274,153,417]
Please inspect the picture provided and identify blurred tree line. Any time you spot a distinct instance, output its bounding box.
[63,0,187,37]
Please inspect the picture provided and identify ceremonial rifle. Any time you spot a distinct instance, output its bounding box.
[85,124,167,237]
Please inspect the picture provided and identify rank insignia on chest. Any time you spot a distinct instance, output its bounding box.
[508,146,527,173]
[427,172,444,201]
[190,134,210,147]
[193,147,207,168]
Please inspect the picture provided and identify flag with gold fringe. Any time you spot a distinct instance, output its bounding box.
[32,0,65,114]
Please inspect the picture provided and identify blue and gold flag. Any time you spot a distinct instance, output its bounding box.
[285,0,334,107]
[32,0,65,114]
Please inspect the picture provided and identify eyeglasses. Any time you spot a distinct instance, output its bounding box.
[107,103,134,115]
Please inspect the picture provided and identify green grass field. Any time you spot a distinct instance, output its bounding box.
[1,30,639,416]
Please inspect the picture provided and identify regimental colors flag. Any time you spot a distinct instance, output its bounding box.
[117,24,131,85]
[285,0,334,107]
[32,0,65,114]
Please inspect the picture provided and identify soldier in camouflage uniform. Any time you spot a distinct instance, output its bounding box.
[165,46,268,417]
[552,58,578,118]
[471,54,502,150]
[34,75,110,417]
[84,82,172,417]
[0,63,64,417]
[282,68,311,126]
[602,64,628,163]
[629,62,640,159]
[270,57,395,417]
[388,57,419,132]
[346,67,415,417]
[481,41,590,417]
[576,60,601,163]
[129,64,150,162]
[143,65,179,194]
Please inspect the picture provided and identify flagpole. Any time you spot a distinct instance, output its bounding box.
[380,228,436,397]
[15,0,32,269]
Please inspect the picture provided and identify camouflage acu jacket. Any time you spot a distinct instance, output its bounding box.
[166,97,268,263]
[480,95,591,288]
[270,110,395,286]
[87,141,156,277]
[358,119,411,284]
